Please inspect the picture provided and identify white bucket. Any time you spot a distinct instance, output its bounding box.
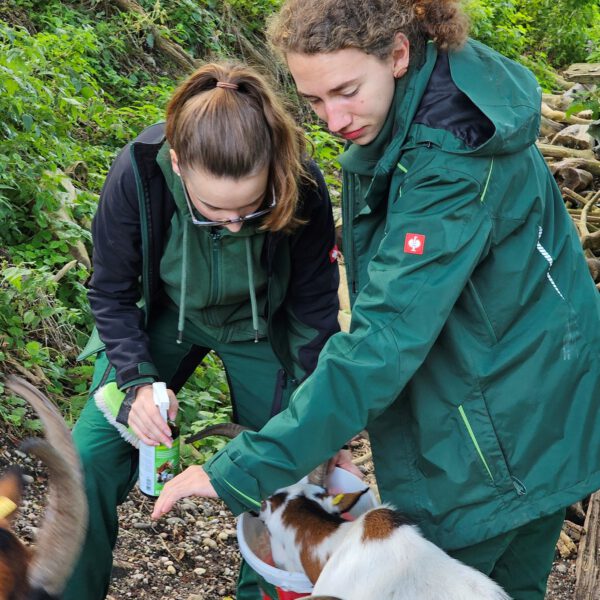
[236,467,379,596]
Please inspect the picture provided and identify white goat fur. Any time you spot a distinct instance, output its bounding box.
[260,482,510,600]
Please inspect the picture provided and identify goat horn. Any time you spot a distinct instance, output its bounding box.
[187,422,331,489]
[186,422,252,444]
[5,375,88,597]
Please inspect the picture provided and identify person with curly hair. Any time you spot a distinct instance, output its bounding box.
[154,2,600,598]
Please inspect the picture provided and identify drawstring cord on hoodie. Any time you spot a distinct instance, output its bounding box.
[177,219,189,344]
[245,236,260,343]
[176,221,260,344]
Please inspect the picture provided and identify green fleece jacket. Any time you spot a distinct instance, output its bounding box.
[204,39,600,550]
[156,144,268,343]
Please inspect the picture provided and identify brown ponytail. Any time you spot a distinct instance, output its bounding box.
[267,0,469,59]
[166,63,306,233]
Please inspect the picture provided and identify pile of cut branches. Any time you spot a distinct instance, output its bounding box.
[539,63,600,290]
[539,62,600,600]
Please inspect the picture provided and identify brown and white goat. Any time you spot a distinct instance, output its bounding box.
[189,424,509,600]
[0,376,87,600]
[260,482,510,600]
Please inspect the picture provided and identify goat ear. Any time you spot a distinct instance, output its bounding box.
[0,468,23,524]
[331,487,370,514]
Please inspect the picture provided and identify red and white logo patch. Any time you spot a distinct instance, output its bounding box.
[404,233,426,255]
[329,244,341,263]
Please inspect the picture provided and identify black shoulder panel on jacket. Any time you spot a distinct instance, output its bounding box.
[414,53,495,148]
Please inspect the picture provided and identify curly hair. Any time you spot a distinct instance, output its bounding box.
[166,63,306,233]
[267,0,470,59]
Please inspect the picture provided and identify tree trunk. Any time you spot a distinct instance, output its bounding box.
[563,63,600,85]
[537,143,597,161]
[575,491,600,600]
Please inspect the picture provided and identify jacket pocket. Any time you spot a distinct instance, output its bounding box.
[270,368,288,417]
[458,404,494,482]
[464,280,498,344]
[457,397,525,497]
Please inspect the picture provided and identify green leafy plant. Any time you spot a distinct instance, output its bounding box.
[178,353,233,465]
[305,124,344,206]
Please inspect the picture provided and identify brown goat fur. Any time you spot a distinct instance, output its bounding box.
[0,376,88,600]
[361,507,411,542]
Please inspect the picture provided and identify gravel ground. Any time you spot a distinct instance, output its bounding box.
[1,432,579,599]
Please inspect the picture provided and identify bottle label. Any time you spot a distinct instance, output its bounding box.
[139,440,180,496]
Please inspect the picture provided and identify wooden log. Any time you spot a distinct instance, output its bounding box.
[541,103,592,126]
[552,166,593,193]
[564,520,584,543]
[563,63,600,85]
[538,144,597,161]
[582,230,600,254]
[542,93,572,112]
[540,116,564,139]
[557,529,578,558]
[575,491,600,600]
[587,258,600,282]
[568,211,600,226]
[551,124,595,151]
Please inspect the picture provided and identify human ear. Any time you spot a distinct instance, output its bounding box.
[391,32,410,78]
[170,149,181,176]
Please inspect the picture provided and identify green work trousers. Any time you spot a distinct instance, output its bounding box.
[63,307,296,600]
[449,508,566,600]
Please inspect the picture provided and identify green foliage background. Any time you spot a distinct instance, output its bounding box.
[0,0,598,436]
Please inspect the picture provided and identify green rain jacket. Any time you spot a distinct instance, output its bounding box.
[205,40,600,550]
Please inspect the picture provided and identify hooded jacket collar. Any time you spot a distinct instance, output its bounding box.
[338,38,542,186]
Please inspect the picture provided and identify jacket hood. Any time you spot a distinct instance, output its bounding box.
[341,39,543,186]
[383,39,543,164]
[446,39,542,156]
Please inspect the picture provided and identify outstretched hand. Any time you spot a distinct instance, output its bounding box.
[151,465,218,519]
[329,448,364,480]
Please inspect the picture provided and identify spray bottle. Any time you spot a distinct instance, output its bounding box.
[138,382,180,497]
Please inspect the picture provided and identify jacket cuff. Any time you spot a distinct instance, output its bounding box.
[117,362,160,389]
[120,377,156,391]
[204,449,263,516]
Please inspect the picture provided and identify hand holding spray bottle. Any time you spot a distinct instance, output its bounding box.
[139,382,180,497]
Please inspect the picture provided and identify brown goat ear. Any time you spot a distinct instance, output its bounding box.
[331,487,370,514]
[0,468,23,524]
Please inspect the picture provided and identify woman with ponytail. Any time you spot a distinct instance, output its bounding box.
[63,62,342,600]
[154,2,600,599]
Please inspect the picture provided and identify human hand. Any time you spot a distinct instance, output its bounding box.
[151,465,218,519]
[329,448,364,480]
[127,384,178,447]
